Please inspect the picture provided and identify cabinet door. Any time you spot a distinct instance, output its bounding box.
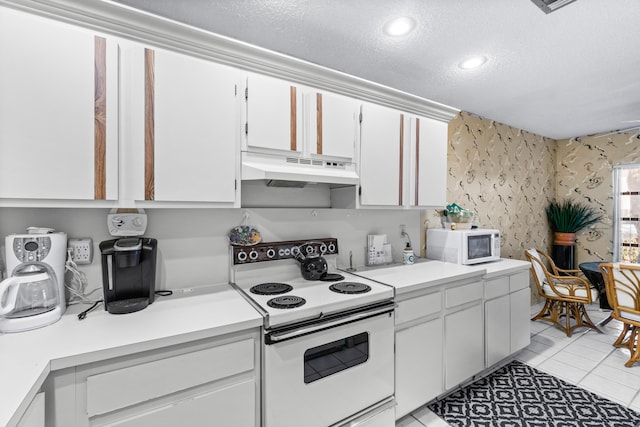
[137,47,238,203]
[510,287,531,353]
[245,73,301,153]
[17,392,45,427]
[359,103,404,206]
[395,318,443,419]
[0,7,118,200]
[103,380,255,427]
[485,295,511,367]
[444,303,484,389]
[306,92,358,159]
[409,116,448,207]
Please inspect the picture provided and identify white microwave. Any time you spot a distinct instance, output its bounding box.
[426,228,501,265]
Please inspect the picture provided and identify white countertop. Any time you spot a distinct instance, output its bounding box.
[0,285,262,427]
[1,258,531,426]
[347,258,531,294]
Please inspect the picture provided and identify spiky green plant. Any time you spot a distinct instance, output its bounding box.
[545,200,603,233]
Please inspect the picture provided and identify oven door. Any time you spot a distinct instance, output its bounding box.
[263,305,395,427]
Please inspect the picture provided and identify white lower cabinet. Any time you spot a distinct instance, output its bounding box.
[443,280,484,390]
[444,303,484,389]
[484,270,531,368]
[17,392,45,427]
[43,331,260,427]
[485,294,511,366]
[395,317,443,419]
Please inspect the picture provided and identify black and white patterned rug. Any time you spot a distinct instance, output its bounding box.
[428,360,640,427]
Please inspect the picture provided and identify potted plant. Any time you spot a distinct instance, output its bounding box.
[546,199,603,241]
[545,199,603,269]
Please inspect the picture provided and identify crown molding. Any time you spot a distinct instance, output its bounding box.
[0,0,459,122]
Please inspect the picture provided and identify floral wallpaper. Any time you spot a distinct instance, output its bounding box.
[421,111,556,262]
[419,111,640,303]
[556,131,640,264]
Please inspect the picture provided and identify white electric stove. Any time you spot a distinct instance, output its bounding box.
[230,238,396,427]
[232,255,393,329]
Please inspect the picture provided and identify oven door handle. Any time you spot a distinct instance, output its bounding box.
[266,303,394,344]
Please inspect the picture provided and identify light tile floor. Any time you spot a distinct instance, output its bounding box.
[396,302,640,426]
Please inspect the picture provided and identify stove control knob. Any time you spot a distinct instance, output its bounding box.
[249,250,259,261]
[328,243,336,253]
[319,243,327,254]
[237,251,248,262]
[266,248,276,259]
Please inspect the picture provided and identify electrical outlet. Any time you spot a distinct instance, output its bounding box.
[68,238,93,265]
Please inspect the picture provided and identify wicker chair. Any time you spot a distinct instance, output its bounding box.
[599,263,640,367]
[525,248,599,337]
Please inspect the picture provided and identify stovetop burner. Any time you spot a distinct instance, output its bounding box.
[267,295,306,309]
[250,282,293,295]
[329,282,371,294]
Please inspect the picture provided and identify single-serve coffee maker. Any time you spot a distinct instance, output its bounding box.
[0,228,67,332]
[99,211,157,314]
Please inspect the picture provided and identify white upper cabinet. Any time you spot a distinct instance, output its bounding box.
[244,73,302,153]
[359,103,405,207]
[305,91,358,160]
[0,7,118,201]
[359,101,449,208]
[244,74,358,160]
[124,45,240,204]
[406,116,448,207]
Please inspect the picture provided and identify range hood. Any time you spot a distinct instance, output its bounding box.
[241,151,359,187]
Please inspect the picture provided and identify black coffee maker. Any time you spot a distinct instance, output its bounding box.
[99,237,157,314]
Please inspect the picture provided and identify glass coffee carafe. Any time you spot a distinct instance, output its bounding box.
[0,264,59,318]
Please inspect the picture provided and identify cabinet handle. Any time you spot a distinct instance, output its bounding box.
[316,92,323,154]
[415,118,420,205]
[94,36,107,200]
[290,86,297,151]
[399,114,404,206]
[144,48,155,200]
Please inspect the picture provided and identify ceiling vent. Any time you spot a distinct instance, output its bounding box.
[530,0,578,13]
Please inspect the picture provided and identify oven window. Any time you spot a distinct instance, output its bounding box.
[303,332,369,384]
[467,235,491,259]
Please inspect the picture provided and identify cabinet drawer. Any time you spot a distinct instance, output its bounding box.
[484,277,510,299]
[510,271,530,292]
[445,281,483,308]
[105,379,255,427]
[396,292,441,325]
[87,338,254,417]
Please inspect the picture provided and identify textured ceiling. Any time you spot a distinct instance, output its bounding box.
[111,0,640,139]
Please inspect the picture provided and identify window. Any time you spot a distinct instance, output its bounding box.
[613,164,640,262]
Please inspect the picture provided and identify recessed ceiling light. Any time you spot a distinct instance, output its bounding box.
[459,55,488,70]
[383,17,416,37]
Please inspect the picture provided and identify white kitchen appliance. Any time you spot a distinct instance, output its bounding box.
[230,238,396,427]
[0,228,67,332]
[427,228,501,265]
